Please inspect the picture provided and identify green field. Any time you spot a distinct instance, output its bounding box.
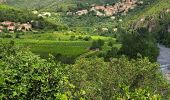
[0,32,118,61]
[1,38,91,56]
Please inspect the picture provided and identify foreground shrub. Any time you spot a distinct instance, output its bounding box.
[0,42,169,99]
[0,42,84,99]
[70,57,170,99]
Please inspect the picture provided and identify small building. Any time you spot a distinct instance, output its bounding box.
[94,6,105,10]
[0,26,4,30]
[67,12,74,16]
[7,26,15,31]
[96,11,104,16]
[1,21,15,27]
[104,9,114,16]
[102,28,109,32]
[76,10,88,16]
[18,23,32,32]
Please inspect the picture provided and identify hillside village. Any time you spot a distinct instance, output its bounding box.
[0,21,32,33]
[67,0,143,17]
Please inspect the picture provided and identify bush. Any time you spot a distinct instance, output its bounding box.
[69,57,170,99]
[104,47,118,61]
[0,42,84,99]
[90,39,104,50]
[0,43,169,99]
[69,35,76,41]
[78,36,83,40]
[15,34,20,38]
[4,34,13,38]
[83,36,91,41]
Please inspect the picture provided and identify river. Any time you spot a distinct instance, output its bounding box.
[157,44,170,81]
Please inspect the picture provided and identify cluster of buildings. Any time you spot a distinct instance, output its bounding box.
[0,21,32,33]
[91,0,138,16]
[67,0,143,17]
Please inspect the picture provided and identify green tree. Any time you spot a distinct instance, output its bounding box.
[0,42,84,100]
[69,56,170,99]
[119,28,159,62]
[90,39,105,50]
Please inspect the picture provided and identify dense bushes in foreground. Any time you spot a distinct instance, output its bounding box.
[0,42,169,99]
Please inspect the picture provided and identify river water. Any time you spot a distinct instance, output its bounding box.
[157,44,170,81]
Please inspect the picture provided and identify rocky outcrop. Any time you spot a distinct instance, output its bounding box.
[132,8,170,32]
[147,18,157,32]
[131,16,159,32]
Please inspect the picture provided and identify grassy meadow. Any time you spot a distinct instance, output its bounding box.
[0,31,119,63]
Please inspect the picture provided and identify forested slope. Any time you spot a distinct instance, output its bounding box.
[6,0,118,11]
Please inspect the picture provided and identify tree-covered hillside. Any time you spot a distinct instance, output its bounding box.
[0,4,36,22]
[6,0,119,11]
[1,0,170,99]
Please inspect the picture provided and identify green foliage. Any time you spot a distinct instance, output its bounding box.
[119,28,159,62]
[104,47,118,61]
[1,0,170,99]
[0,4,36,22]
[0,42,84,99]
[157,12,170,47]
[90,39,105,50]
[0,43,169,99]
[83,36,91,41]
[123,0,170,27]
[113,85,161,100]
[6,0,119,11]
[70,56,169,99]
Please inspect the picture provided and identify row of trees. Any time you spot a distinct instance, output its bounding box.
[0,41,169,99]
